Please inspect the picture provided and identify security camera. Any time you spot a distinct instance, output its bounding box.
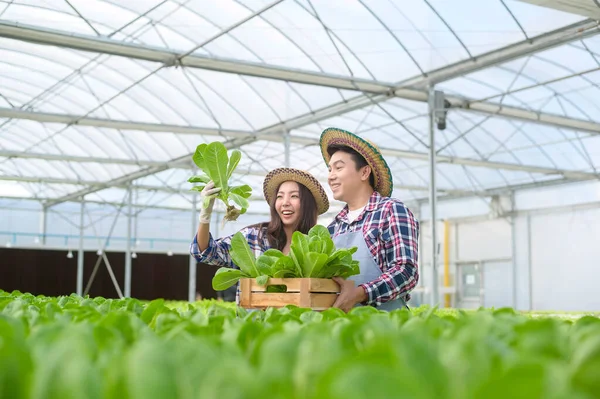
[433,91,450,131]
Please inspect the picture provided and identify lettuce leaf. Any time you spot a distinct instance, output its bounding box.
[229,232,259,277]
[187,174,211,184]
[203,142,229,192]
[212,268,248,291]
[227,150,241,180]
[190,142,252,222]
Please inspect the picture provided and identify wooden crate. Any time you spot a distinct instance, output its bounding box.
[239,278,340,310]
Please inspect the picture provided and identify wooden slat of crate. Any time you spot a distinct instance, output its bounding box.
[245,293,338,309]
[239,278,339,310]
[247,278,339,293]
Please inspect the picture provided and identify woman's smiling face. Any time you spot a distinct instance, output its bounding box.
[275,181,302,227]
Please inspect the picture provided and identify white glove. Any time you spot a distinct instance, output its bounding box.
[198,181,222,224]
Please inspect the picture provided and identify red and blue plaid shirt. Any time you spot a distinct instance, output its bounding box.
[327,191,420,306]
[190,225,270,305]
[190,225,269,267]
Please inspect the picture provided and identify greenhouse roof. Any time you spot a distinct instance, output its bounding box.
[1,0,599,216]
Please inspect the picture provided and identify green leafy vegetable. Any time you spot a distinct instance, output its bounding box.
[189,142,252,222]
[211,225,359,291]
[229,232,260,278]
[1,289,600,399]
[187,174,211,184]
[212,268,249,291]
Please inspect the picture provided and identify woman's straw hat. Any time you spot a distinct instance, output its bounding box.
[320,127,393,197]
[263,168,329,215]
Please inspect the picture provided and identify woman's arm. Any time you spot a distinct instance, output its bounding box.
[196,222,211,252]
[195,181,221,251]
[190,226,263,268]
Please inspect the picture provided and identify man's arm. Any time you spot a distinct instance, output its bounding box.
[359,201,419,306]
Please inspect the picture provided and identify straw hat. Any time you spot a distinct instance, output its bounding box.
[263,168,330,215]
[319,127,393,198]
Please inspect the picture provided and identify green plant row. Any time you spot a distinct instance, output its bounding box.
[1,290,599,399]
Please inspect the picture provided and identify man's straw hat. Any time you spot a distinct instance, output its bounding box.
[320,127,393,197]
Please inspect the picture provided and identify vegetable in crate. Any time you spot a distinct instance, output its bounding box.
[188,142,252,222]
[212,225,360,291]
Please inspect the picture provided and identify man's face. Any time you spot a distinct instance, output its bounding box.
[327,150,367,202]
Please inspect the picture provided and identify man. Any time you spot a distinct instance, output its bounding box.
[320,127,420,312]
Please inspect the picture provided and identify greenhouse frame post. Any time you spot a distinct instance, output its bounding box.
[511,192,517,309]
[124,186,132,297]
[76,200,85,296]
[40,205,47,245]
[133,188,139,249]
[189,194,198,302]
[428,87,439,307]
[284,130,290,167]
[527,214,533,311]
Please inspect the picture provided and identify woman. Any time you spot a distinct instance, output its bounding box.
[190,167,330,269]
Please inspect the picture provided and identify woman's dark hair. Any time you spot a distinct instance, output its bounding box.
[327,144,375,189]
[249,181,318,251]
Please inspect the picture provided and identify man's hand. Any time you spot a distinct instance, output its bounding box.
[331,277,368,312]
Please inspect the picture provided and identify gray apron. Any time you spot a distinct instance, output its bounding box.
[332,230,407,311]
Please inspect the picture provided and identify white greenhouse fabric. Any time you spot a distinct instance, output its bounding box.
[1,0,599,213]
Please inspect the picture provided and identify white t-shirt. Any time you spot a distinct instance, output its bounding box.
[346,205,366,223]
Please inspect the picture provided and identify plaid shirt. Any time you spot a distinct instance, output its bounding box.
[190,225,270,305]
[327,191,420,306]
[190,225,269,268]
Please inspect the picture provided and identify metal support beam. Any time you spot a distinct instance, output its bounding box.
[188,193,197,303]
[453,99,600,134]
[4,137,598,188]
[3,111,599,184]
[76,200,84,296]
[0,171,471,196]
[3,92,600,135]
[0,174,196,193]
[1,18,599,134]
[2,144,598,210]
[0,148,181,167]
[0,194,283,216]
[0,21,394,94]
[0,175,267,198]
[1,19,597,93]
[0,148,313,180]
[428,87,439,307]
[0,107,255,138]
[2,90,600,139]
[124,186,132,297]
[2,163,596,197]
[2,99,600,167]
[516,0,600,19]
[387,90,600,134]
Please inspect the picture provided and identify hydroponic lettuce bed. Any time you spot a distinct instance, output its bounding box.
[1,290,599,399]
